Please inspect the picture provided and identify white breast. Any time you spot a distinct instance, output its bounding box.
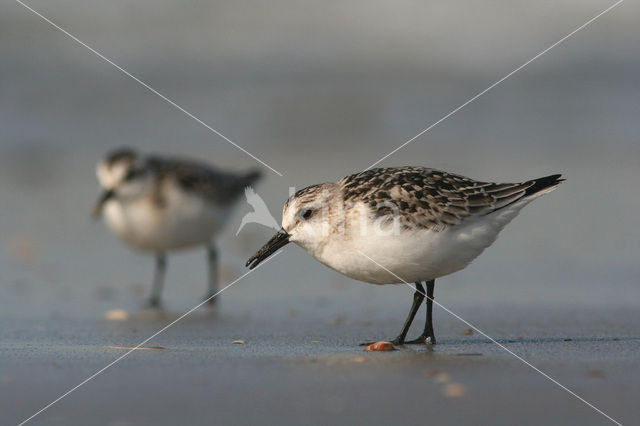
[307,200,532,285]
[103,183,230,252]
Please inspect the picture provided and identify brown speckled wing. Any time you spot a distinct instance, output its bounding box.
[339,167,545,231]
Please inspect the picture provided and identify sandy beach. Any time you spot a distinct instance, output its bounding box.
[3,303,639,425]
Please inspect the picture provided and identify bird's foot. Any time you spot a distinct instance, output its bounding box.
[391,337,405,346]
[359,340,385,347]
[359,336,405,347]
[404,334,436,345]
[145,297,163,310]
[202,293,218,307]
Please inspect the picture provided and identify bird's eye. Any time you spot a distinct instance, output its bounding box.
[300,209,314,220]
[124,168,141,182]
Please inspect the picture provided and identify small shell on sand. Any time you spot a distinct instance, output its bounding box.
[588,369,605,378]
[232,340,246,345]
[425,368,441,377]
[363,341,395,352]
[105,309,129,321]
[7,234,39,263]
[434,372,451,383]
[442,383,467,398]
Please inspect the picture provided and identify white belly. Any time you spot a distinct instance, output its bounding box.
[103,189,229,252]
[309,202,529,285]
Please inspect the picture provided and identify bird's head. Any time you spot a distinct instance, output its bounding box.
[246,183,341,269]
[92,147,152,217]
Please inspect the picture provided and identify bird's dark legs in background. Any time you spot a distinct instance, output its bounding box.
[406,279,436,345]
[148,252,166,308]
[204,242,218,306]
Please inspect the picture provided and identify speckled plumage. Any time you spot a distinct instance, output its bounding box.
[284,167,563,233]
[338,167,563,231]
[255,166,563,284]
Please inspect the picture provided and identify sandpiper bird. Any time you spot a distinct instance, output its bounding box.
[93,147,261,307]
[247,167,563,345]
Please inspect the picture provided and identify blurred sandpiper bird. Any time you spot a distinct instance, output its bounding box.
[93,147,261,307]
[247,167,563,345]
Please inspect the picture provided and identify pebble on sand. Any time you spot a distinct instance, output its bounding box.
[588,369,605,378]
[425,368,441,377]
[462,328,473,335]
[363,341,395,352]
[442,383,467,398]
[7,234,39,264]
[434,372,451,383]
[105,309,130,321]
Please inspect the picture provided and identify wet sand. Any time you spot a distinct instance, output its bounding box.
[2,303,639,425]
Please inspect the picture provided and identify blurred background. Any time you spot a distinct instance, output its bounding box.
[1,0,637,319]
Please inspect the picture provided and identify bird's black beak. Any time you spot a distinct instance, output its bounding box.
[246,229,290,269]
[91,189,115,219]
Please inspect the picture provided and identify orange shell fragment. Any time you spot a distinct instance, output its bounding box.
[363,341,395,352]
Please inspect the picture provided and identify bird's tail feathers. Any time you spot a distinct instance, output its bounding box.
[486,173,564,216]
[522,174,564,200]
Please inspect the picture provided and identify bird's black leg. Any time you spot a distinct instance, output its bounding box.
[148,253,166,308]
[361,282,425,346]
[204,242,218,306]
[390,282,425,345]
[425,279,436,344]
[405,279,436,345]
